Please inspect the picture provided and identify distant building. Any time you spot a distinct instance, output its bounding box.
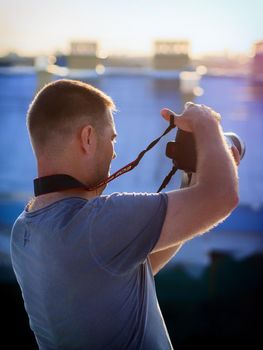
[153,40,191,70]
[0,53,34,67]
[67,41,99,70]
[251,40,263,83]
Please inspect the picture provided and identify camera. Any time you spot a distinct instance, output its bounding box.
[166,128,246,173]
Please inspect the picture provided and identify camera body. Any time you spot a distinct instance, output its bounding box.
[166,129,246,173]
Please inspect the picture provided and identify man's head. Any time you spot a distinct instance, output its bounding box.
[27,79,117,189]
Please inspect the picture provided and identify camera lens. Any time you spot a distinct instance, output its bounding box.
[224,132,246,160]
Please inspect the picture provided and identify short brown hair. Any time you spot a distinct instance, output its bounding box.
[27,79,116,154]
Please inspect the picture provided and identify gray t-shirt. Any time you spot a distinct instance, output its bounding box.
[10,192,173,350]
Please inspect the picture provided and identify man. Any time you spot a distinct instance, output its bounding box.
[10,79,239,350]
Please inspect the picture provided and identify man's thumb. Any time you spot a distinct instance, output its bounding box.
[160,108,180,125]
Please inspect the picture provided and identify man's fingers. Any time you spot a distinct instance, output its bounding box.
[161,108,194,132]
[184,101,198,110]
[160,108,180,124]
[161,103,221,133]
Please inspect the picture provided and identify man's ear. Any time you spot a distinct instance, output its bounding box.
[80,125,96,154]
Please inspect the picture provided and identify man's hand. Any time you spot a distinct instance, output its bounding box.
[161,102,221,133]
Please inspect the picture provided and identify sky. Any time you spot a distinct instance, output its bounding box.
[0,0,263,57]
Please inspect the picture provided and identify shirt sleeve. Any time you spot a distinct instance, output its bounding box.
[89,192,168,275]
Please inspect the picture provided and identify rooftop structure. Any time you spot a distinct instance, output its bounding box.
[153,40,191,70]
[251,40,263,83]
[67,41,99,70]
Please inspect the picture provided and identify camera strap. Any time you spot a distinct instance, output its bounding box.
[34,116,176,196]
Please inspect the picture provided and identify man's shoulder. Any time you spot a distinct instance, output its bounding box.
[11,192,167,229]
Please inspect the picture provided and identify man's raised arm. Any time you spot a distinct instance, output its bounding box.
[152,103,239,254]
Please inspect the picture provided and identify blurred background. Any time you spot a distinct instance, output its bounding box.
[0,0,263,349]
